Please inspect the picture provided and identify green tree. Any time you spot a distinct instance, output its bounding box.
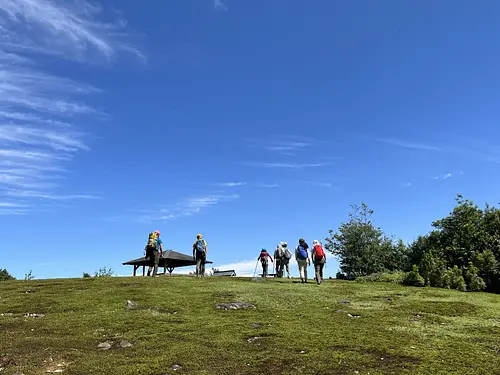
[325,203,402,279]
[0,268,15,281]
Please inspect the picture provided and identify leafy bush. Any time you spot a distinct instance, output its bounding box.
[24,270,35,280]
[420,252,448,287]
[83,272,92,278]
[464,263,486,292]
[356,271,406,284]
[335,272,346,280]
[0,268,15,281]
[94,267,114,277]
[442,266,467,292]
[403,265,425,287]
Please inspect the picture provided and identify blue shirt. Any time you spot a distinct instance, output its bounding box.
[155,237,163,250]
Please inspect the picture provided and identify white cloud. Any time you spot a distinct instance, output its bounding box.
[214,0,228,11]
[404,182,412,187]
[216,182,245,187]
[5,189,100,200]
[302,181,333,188]
[137,193,240,222]
[443,173,452,180]
[0,0,144,62]
[245,161,327,169]
[0,0,141,214]
[376,138,441,151]
[255,183,279,188]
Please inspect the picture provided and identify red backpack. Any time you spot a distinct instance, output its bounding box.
[314,244,325,260]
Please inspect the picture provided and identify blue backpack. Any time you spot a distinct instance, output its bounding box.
[297,245,308,260]
[195,239,207,254]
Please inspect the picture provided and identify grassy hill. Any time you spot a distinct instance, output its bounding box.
[1,276,499,375]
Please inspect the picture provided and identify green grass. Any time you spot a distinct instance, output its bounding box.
[1,276,499,375]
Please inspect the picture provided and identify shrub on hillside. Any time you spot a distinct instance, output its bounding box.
[83,272,92,278]
[403,265,425,287]
[464,263,486,292]
[0,268,15,281]
[442,266,467,292]
[420,252,448,287]
[356,271,406,284]
[94,267,114,277]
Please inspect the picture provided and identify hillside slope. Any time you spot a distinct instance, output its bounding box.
[1,276,499,375]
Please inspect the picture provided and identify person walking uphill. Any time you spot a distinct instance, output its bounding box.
[311,240,326,284]
[280,242,292,279]
[193,234,208,277]
[295,238,311,283]
[146,230,163,277]
[274,244,284,278]
[257,248,273,278]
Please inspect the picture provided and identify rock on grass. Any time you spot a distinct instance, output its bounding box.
[215,302,255,310]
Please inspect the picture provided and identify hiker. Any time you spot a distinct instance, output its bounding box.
[146,230,163,277]
[311,240,326,284]
[295,238,311,283]
[257,248,273,278]
[192,234,208,277]
[273,244,283,278]
[280,242,292,279]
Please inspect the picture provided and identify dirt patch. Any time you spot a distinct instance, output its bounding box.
[411,301,477,317]
[330,345,421,373]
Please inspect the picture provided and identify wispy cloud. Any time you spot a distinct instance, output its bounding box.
[302,181,333,188]
[0,0,141,214]
[443,173,453,180]
[403,182,412,187]
[245,161,327,169]
[136,193,239,223]
[214,0,228,11]
[376,138,441,151]
[0,0,144,62]
[5,190,100,200]
[255,183,279,188]
[215,182,245,187]
[248,135,328,156]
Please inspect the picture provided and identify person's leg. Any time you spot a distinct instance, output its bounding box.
[196,256,202,277]
[314,262,321,284]
[286,261,291,278]
[201,255,206,277]
[153,251,160,276]
[298,260,305,282]
[304,261,308,282]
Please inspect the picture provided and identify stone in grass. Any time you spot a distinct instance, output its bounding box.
[24,313,45,318]
[216,302,255,310]
[97,342,113,350]
[252,323,262,328]
[126,300,137,310]
[339,300,351,305]
[118,340,133,348]
[247,337,262,343]
[171,364,182,371]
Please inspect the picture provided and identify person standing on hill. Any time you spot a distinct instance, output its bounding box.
[274,244,284,278]
[146,230,163,277]
[280,242,292,279]
[295,238,311,283]
[193,234,208,277]
[311,240,326,284]
[257,248,273,278]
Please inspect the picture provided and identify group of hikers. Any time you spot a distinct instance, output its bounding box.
[143,232,326,284]
[257,238,327,284]
[144,231,208,278]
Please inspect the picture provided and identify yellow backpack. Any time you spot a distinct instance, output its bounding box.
[147,232,158,248]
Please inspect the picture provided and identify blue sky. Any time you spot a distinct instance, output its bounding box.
[1,0,500,279]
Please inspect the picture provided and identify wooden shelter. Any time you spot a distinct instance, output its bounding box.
[123,250,213,276]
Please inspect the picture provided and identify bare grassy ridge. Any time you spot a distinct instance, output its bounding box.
[0,276,499,375]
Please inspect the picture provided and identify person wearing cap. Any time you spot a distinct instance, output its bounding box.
[193,234,208,277]
[257,248,273,278]
[295,238,311,283]
[280,242,292,279]
[147,230,163,277]
[273,244,284,278]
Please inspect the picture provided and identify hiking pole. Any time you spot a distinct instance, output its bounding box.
[252,260,259,279]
